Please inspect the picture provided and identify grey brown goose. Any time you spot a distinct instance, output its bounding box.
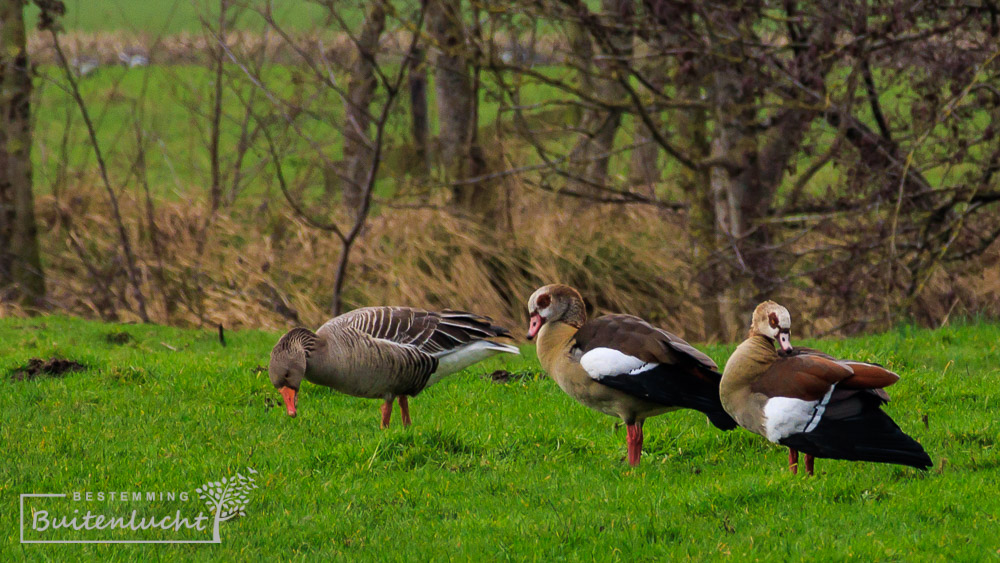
[269,306,519,426]
[526,284,736,466]
[720,301,932,475]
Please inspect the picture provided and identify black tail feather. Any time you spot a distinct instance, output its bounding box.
[598,364,737,430]
[692,367,738,430]
[780,392,932,470]
[704,407,739,431]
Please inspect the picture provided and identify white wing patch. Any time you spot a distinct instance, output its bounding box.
[763,397,817,442]
[427,341,520,386]
[579,347,658,379]
[762,385,836,442]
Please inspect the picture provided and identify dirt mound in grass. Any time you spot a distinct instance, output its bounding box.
[10,358,87,381]
[105,332,133,344]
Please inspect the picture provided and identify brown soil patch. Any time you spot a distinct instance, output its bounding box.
[10,358,87,381]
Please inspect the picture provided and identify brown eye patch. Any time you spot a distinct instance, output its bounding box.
[768,312,779,328]
[536,294,551,309]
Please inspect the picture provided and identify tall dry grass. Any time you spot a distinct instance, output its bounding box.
[28,176,1000,341]
[32,179,702,334]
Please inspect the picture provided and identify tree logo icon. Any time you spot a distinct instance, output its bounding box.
[195,467,259,543]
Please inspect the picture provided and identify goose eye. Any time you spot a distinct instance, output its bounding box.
[768,312,779,329]
[537,294,551,309]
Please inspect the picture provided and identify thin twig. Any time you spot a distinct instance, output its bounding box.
[49,30,149,322]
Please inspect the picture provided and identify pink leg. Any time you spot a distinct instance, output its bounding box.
[804,453,814,476]
[626,422,644,467]
[788,448,799,475]
[398,396,411,427]
[380,398,393,429]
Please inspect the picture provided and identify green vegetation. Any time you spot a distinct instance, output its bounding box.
[38,61,978,209]
[25,0,335,35]
[2,316,998,559]
[33,64,346,199]
[30,63,573,202]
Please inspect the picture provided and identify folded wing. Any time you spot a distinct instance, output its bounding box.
[758,349,930,469]
[575,315,736,430]
[331,306,513,356]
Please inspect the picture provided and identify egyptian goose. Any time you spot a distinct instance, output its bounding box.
[720,301,932,475]
[268,306,519,426]
[526,284,736,466]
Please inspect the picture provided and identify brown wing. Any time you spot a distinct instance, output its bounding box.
[838,361,900,390]
[779,346,836,360]
[780,347,900,389]
[752,354,854,401]
[574,314,717,371]
[756,351,901,401]
[573,315,735,429]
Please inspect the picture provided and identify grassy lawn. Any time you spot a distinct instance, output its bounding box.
[37,61,976,209]
[33,64,347,201]
[25,0,341,35]
[30,63,574,203]
[2,315,998,559]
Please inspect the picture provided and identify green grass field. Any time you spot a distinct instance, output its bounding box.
[30,63,576,204]
[25,0,339,35]
[2,316,998,560]
[34,60,981,212]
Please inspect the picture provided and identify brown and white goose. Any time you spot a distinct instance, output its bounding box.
[269,306,519,426]
[526,284,736,466]
[720,301,932,475]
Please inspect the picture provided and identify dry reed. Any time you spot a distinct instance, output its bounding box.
[26,176,1000,341]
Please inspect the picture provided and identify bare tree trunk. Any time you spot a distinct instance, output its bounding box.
[340,0,387,217]
[627,41,664,192]
[408,46,430,175]
[712,62,775,293]
[711,81,818,330]
[50,29,149,322]
[208,0,227,215]
[0,0,46,307]
[427,0,492,219]
[567,0,634,197]
[628,127,661,193]
[676,84,726,340]
[643,6,727,340]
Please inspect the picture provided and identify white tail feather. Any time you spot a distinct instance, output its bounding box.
[427,341,520,385]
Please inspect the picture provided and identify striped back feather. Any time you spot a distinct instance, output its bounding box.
[331,307,511,355]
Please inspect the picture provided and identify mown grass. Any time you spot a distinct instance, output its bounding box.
[25,0,341,35]
[2,316,998,560]
[37,60,983,210]
[31,63,572,203]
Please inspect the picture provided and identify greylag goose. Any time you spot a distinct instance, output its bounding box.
[526,284,736,466]
[269,306,519,426]
[720,300,932,475]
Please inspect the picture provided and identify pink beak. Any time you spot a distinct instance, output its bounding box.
[527,313,544,340]
[279,386,298,417]
[778,331,793,352]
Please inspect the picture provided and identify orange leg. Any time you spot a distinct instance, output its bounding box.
[626,422,644,467]
[380,398,393,429]
[788,448,799,475]
[804,453,814,476]
[399,396,411,427]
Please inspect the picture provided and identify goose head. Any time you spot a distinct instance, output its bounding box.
[526,284,587,339]
[268,328,316,417]
[750,300,792,352]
